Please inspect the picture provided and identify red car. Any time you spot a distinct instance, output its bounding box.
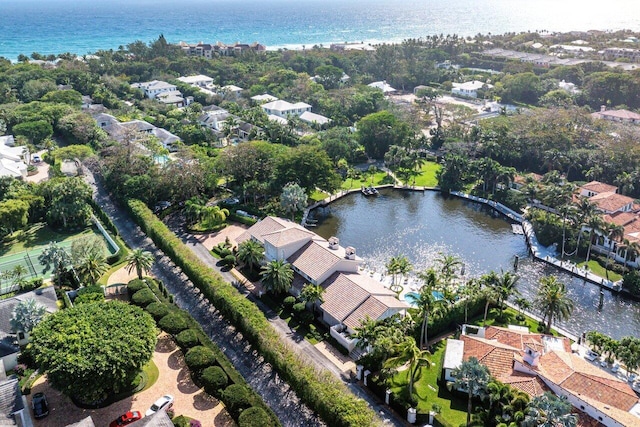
[109,411,142,427]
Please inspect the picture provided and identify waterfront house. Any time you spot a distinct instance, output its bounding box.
[444,325,640,426]
[451,80,493,98]
[261,100,312,118]
[237,217,410,352]
[0,136,28,179]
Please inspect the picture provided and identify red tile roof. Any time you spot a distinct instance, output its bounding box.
[589,192,634,213]
[581,181,618,194]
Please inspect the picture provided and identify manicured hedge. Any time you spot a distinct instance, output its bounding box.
[158,312,189,334]
[201,366,228,397]
[223,384,252,418]
[127,279,147,294]
[238,407,274,427]
[74,286,105,305]
[146,302,170,321]
[184,346,216,373]
[175,329,199,349]
[131,288,156,307]
[127,199,378,427]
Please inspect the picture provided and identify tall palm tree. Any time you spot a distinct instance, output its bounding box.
[202,205,229,227]
[260,259,293,294]
[75,251,108,285]
[125,248,155,280]
[480,271,499,325]
[623,238,640,267]
[452,357,491,427]
[603,222,624,280]
[386,256,401,288]
[413,272,445,349]
[534,276,574,334]
[436,253,462,283]
[184,197,205,225]
[236,239,264,274]
[584,215,604,265]
[514,296,531,319]
[495,271,519,320]
[557,204,576,260]
[395,255,413,284]
[383,337,431,398]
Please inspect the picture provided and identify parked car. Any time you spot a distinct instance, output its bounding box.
[109,411,142,427]
[32,392,49,419]
[153,201,172,213]
[584,350,599,361]
[611,363,620,373]
[146,395,174,416]
[32,154,41,163]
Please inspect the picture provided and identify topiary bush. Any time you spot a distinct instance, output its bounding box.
[292,302,305,314]
[175,329,199,349]
[131,288,156,307]
[238,407,274,427]
[220,248,233,258]
[158,312,189,334]
[222,384,252,418]
[223,254,236,267]
[201,365,228,398]
[145,302,170,321]
[127,279,147,294]
[185,345,216,373]
[283,296,296,309]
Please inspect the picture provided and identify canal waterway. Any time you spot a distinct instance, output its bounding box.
[311,188,640,340]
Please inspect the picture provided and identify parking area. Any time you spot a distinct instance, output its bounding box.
[28,334,233,427]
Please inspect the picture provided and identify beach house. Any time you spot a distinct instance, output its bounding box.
[0,136,28,179]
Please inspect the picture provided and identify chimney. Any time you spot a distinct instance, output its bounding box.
[523,345,541,367]
[345,246,356,260]
[601,105,606,112]
[328,236,339,250]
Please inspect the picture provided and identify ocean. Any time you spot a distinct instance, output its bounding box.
[0,0,639,60]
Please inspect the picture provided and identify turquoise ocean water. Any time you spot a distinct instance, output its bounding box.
[0,0,639,60]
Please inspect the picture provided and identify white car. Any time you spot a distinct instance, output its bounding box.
[145,395,174,416]
[611,363,620,373]
[32,154,41,163]
[584,351,599,362]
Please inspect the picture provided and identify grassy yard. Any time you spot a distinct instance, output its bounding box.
[309,189,330,202]
[340,171,395,190]
[411,161,441,187]
[387,341,467,426]
[576,259,622,282]
[469,306,562,337]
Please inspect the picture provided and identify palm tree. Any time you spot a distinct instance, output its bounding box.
[523,392,577,427]
[202,205,229,227]
[260,259,293,294]
[460,278,481,323]
[299,283,325,313]
[557,204,576,260]
[514,296,531,320]
[452,357,491,427]
[75,251,108,285]
[383,337,431,398]
[184,197,205,225]
[412,272,445,349]
[603,222,624,280]
[125,249,155,280]
[38,242,71,287]
[584,215,604,265]
[395,255,413,285]
[11,265,28,286]
[236,239,264,274]
[10,298,47,334]
[623,238,640,267]
[436,253,462,283]
[386,256,401,288]
[495,271,519,320]
[534,276,574,334]
[479,271,499,325]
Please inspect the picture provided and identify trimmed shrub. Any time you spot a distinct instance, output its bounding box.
[223,254,236,267]
[131,288,156,307]
[185,346,217,373]
[238,407,274,427]
[175,329,199,349]
[220,248,233,258]
[292,302,305,314]
[201,365,228,398]
[172,415,190,427]
[19,278,42,293]
[283,296,296,309]
[145,302,170,321]
[127,279,146,294]
[158,312,189,334]
[222,384,252,418]
[74,286,105,305]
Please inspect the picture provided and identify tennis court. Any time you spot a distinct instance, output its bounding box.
[0,222,118,294]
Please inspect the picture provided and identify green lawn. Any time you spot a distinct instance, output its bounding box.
[340,171,395,190]
[576,259,622,282]
[387,341,467,426]
[469,306,562,337]
[310,189,330,202]
[411,162,441,187]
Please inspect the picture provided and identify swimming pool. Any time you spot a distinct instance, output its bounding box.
[404,290,444,306]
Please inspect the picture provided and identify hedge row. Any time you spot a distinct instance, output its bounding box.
[127,199,378,427]
[133,277,279,426]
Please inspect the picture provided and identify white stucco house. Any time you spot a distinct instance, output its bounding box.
[0,136,28,179]
[451,80,493,98]
[261,100,312,118]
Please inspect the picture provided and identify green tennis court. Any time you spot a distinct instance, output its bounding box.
[0,222,118,293]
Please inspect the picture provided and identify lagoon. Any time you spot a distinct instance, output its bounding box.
[311,188,640,340]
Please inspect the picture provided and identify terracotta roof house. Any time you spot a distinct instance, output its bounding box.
[239,217,409,352]
[444,325,640,426]
[579,181,619,198]
[591,106,640,125]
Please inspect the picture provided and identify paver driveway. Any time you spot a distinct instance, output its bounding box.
[28,334,234,427]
